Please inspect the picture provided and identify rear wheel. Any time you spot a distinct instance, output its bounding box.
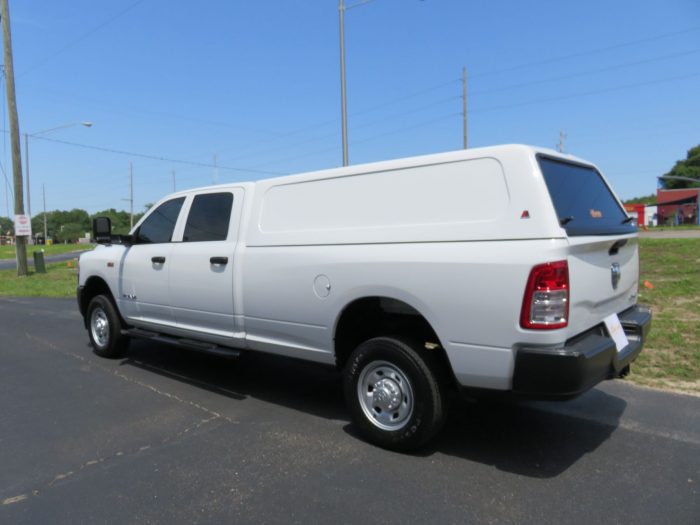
[87,294,129,358]
[343,337,446,451]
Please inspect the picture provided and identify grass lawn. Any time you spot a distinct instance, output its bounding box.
[0,243,94,260]
[0,260,79,297]
[0,238,697,395]
[628,238,700,395]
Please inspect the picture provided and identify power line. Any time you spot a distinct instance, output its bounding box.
[470,71,700,115]
[470,25,700,79]
[19,0,150,77]
[470,48,700,96]
[249,112,459,169]
[21,133,285,176]
[223,95,460,165]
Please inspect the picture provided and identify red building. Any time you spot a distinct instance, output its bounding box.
[657,188,700,226]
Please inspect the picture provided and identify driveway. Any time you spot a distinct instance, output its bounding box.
[1,297,698,524]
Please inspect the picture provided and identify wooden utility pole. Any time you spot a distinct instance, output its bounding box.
[1,0,28,275]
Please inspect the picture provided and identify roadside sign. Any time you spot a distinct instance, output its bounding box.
[14,214,32,237]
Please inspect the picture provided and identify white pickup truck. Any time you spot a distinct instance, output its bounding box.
[78,144,651,450]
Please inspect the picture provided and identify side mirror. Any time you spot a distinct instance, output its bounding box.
[92,217,112,244]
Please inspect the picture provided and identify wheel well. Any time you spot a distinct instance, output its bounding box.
[334,297,455,387]
[80,277,124,327]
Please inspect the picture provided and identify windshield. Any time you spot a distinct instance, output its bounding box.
[538,156,636,236]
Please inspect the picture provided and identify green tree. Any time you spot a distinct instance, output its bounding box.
[30,208,91,241]
[57,222,88,243]
[91,208,142,235]
[624,194,656,205]
[0,216,13,236]
[661,145,700,189]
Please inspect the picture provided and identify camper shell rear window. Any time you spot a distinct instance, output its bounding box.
[538,156,636,236]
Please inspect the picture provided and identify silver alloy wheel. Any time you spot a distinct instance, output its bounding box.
[357,360,414,431]
[90,307,109,349]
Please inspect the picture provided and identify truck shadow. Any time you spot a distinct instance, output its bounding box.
[423,390,627,478]
[120,340,626,479]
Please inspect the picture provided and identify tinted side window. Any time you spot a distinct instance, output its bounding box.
[136,197,185,244]
[183,193,234,242]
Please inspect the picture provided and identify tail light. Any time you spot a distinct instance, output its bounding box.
[520,260,569,330]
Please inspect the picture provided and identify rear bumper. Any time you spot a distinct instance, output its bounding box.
[512,304,652,399]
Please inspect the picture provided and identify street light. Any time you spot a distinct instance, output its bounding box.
[338,0,377,167]
[25,121,92,242]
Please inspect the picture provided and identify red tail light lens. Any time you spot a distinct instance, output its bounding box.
[520,260,569,330]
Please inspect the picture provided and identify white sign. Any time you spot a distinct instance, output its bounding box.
[14,214,32,237]
[603,313,629,352]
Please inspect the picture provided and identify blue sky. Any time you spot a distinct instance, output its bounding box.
[2,0,699,216]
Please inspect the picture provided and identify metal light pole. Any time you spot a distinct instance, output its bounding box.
[338,0,376,167]
[25,121,92,241]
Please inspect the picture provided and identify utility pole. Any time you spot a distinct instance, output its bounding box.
[123,164,134,230]
[42,183,47,242]
[213,154,219,184]
[338,0,349,166]
[557,131,567,153]
[3,173,9,219]
[1,0,28,275]
[24,132,31,229]
[462,66,468,150]
[129,163,134,230]
[172,169,176,192]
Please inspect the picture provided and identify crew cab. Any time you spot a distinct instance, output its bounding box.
[77,145,651,450]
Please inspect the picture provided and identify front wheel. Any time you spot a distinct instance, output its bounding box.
[343,337,446,451]
[86,294,129,358]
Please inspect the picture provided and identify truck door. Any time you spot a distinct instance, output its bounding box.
[120,197,186,327]
[168,188,244,339]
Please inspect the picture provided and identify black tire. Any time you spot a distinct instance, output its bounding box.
[343,337,446,451]
[86,294,129,358]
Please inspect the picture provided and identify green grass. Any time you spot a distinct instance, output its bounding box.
[0,243,94,260]
[630,238,700,394]
[0,238,697,394]
[0,260,79,297]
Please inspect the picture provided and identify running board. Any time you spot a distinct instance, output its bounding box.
[122,328,242,359]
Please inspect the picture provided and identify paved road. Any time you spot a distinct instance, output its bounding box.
[1,298,698,524]
[0,250,89,270]
[638,229,700,239]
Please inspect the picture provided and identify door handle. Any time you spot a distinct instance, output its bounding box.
[151,256,166,264]
[210,256,229,265]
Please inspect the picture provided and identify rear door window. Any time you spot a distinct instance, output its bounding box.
[538,156,635,236]
[183,192,234,242]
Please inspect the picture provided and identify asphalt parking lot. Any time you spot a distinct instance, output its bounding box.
[1,297,698,524]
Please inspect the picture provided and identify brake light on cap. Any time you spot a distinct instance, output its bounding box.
[520,260,569,330]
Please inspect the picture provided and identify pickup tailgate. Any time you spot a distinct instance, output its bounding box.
[566,234,639,338]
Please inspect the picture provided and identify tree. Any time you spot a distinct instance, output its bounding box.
[0,216,13,236]
[91,208,143,235]
[661,145,700,189]
[624,194,656,205]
